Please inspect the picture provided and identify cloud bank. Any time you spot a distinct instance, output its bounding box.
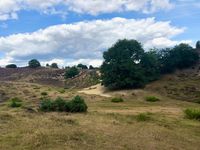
[0,17,188,67]
[0,0,173,20]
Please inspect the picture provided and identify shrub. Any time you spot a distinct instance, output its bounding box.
[6,64,17,68]
[111,97,124,103]
[136,113,151,122]
[64,66,79,79]
[51,63,59,69]
[145,96,160,102]
[53,97,67,112]
[58,89,65,94]
[39,98,53,112]
[41,92,48,96]
[9,97,22,108]
[39,96,87,113]
[184,108,200,120]
[67,96,88,113]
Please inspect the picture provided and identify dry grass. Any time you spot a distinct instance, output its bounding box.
[0,81,200,150]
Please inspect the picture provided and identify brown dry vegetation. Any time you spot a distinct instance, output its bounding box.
[0,67,200,149]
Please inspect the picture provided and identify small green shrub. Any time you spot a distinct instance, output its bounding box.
[58,89,65,94]
[67,96,88,113]
[41,92,48,96]
[9,97,22,108]
[184,108,200,120]
[39,96,87,113]
[136,113,151,122]
[111,97,124,103]
[39,98,53,112]
[145,96,160,102]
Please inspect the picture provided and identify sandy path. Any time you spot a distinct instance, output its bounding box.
[78,84,112,97]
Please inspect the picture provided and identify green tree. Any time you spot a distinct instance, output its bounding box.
[196,41,200,49]
[28,59,41,68]
[160,44,199,73]
[141,50,161,82]
[6,64,17,68]
[89,65,94,69]
[101,39,145,89]
[51,63,59,69]
[77,64,88,69]
[64,66,80,79]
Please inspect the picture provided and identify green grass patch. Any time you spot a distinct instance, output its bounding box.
[136,113,151,122]
[9,97,22,108]
[145,96,160,102]
[184,108,200,120]
[111,97,124,103]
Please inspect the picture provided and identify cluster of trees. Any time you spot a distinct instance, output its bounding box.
[101,39,200,90]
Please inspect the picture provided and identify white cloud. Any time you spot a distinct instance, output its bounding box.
[0,17,186,67]
[0,0,173,20]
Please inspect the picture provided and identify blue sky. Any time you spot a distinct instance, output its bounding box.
[0,0,199,67]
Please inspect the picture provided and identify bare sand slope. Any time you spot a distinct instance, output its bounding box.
[78,84,112,97]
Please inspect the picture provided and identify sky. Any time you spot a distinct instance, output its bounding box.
[0,0,199,67]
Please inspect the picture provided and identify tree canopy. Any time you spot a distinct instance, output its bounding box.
[101,39,199,90]
[77,64,88,69]
[196,41,200,49]
[6,64,17,68]
[51,63,59,69]
[28,59,41,68]
[64,66,80,79]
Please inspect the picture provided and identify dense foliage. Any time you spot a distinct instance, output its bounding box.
[196,41,200,49]
[77,64,88,69]
[28,59,41,68]
[101,39,199,90]
[64,66,80,79]
[6,64,17,68]
[40,96,87,113]
[51,63,59,68]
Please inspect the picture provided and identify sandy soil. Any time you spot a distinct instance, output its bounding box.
[78,84,112,97]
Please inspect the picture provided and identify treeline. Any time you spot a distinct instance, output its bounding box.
[101,39,200,90]
[4,59,95,70]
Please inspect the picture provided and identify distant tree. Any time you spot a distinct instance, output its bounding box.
[77,64,88,69]
[196,41,200,49]
[46,63,50,67]
[160,43,199,73]
[6,64,17,68]
[89,65,94,70]
[28,59,41,68]
[64,66,80,79]
[101,39,146,89]
[51,63,59,69]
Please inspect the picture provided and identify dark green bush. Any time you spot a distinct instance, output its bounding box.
[64,66,79,79]
[67,96,88,113]
[41,92,48,96]
[39,96,87,113]
[184,108,200,120]
[9,97,22,108]
[6,64,17,68]
[39,98,53,112]
[145,96,160,102]
[111,97,124,103]
[28,59,41,68]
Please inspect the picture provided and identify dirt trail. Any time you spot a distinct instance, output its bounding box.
[78,84,112,97]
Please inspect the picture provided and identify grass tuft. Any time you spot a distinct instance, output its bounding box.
[111,97,124,103]
[145,96,160,102]
[136,113,151,122]
[184,108,200,120]
[9,97,22,108]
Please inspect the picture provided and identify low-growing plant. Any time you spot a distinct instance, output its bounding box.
[39,96,87,113]
[9,97,22,108]
[136,113,151,122]
[111,97,124,103]
[41,92,48,96]
[58,89,65,94]
[145,96,160,102]
[67,96,88,113]
[184,108,200,120]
